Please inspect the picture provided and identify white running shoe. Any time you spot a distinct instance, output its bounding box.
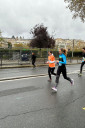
[71,79,74,86]
[52,87,57,92]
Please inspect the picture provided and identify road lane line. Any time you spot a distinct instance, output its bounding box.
[0,70,85,82]
[0,75,48,82]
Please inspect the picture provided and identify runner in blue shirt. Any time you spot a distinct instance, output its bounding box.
[52,48,74,92]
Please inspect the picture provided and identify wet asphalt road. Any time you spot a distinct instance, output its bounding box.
[0,65,85,128]
[0,64,83,79]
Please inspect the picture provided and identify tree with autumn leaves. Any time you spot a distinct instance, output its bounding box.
[64,0,85,22]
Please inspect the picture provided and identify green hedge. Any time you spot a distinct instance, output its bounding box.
[0,49,83,59]
[67,51,82,57]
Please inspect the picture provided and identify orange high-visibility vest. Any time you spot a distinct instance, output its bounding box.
[48,55,55,68]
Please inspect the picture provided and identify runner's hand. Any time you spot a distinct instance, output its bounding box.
[46,61,49,64]
[56,60,59,63]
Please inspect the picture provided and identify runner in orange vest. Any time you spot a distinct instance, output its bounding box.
[46,51,56,82]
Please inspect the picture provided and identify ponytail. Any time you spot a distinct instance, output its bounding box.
[82,47,85,50]
[61,48,67,56]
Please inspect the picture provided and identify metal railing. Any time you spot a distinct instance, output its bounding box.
[0,48,82,67]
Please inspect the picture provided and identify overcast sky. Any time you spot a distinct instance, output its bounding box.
[0,0,85,40]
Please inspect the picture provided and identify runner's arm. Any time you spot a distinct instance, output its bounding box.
[59,55,66,64]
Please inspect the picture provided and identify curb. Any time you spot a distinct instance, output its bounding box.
[0,69,85,82]
[67,63,81,65]
[0,63,81,69]
[0,74,48,81]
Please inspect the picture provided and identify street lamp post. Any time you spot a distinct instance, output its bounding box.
[72,39,74,58]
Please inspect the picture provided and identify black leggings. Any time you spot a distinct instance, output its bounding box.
[48,67,56,79]
[80,61,85,73]
[32,60,36,67]
[55,66,72,87]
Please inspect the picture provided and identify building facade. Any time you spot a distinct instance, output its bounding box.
[55,38,85,50]
[4,37,31,48]
[0,37,85,50]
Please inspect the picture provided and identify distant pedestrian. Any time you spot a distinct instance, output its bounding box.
[52,48,74,92]
[32,53,36,68]
[46,51,56,82]
[78,47,85,76]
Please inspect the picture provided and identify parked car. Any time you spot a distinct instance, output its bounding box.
[21,54,29,61]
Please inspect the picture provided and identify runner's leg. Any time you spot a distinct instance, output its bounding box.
[62,66,74,85]
[51,68,56,76]
[80,62,85,74]
[48,67,51,80]
[55,66,61,87]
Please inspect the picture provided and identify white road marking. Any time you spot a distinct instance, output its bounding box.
[0,70,85,83]
[68,70,85,74]
[0,75,47,82]
[16,97,23,100]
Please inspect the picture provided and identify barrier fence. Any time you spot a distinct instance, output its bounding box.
[0,48,82,67]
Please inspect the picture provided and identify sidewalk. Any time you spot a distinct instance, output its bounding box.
[0,59,81,69]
